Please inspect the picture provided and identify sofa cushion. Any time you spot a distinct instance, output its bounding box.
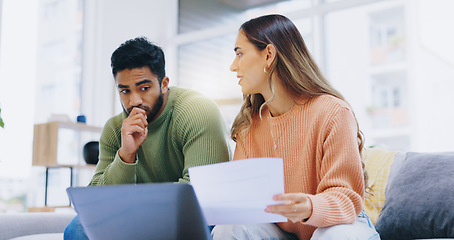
[362,148,399,224]
[0,212,75,240]
[385,151,407,196]
[375,152,454,239]
[10,233,63,240]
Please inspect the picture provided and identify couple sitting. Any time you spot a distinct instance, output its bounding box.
[64,14,380,240]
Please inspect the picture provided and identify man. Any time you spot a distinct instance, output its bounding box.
[64,37,230,239]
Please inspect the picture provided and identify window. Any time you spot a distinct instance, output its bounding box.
[176,0,314,133]
[34,0,85,124]
[324,0,454,151]
[0,0,86,212]
[177,0,454,152]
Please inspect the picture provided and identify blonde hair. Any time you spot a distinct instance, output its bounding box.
[231,14,369,194]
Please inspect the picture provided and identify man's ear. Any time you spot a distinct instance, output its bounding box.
[264,44,277,67]
[161,77,170,93]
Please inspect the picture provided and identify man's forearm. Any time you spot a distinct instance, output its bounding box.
[89,152,137,185]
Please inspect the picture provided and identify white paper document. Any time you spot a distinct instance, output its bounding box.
[188,158,287,225]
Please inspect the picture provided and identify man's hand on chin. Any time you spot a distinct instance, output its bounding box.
[119,107,148,163]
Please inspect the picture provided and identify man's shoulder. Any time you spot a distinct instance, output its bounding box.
[170,87,219,114]
[103,112,125,131]
[171,87,210,102]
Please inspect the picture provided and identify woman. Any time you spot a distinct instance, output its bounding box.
[211,14,380,240]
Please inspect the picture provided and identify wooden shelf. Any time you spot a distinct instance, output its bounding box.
[32,121,101,207]
[32,121,102,166]
[40,164,97,169]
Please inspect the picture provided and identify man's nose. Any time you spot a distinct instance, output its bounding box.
[130,92,143,106]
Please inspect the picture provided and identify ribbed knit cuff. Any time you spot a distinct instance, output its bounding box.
[109,152,137,183]
[304,194,331,226]
[305,194,357,227]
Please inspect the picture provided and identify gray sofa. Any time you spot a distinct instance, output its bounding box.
[2,149,453,240]
[364,148,454,240]
[0,212,75,240]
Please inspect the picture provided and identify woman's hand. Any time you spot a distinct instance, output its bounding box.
[265,193,313,223]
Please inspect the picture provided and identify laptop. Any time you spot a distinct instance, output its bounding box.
[66,183,211,240]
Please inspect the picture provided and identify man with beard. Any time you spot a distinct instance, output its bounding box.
[64,37,230,239]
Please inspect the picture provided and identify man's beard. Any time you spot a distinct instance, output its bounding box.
[125,90,164,123]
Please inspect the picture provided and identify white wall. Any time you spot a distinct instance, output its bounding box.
[324,5,371,136]
[0,0,38,178]
[406,0,454,152]
[0,0,178,178]
[0,0,2,56]
[81,0,178,127]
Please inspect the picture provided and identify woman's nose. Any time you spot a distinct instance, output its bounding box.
[230,60,237,72]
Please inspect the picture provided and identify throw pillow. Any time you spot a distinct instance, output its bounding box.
[375,152,454,239]
[362,148,398,224]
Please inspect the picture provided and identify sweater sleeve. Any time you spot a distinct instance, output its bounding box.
[305,106,365,227]
[173,96,230,183]
[89,115,138,186]
[233,136,246,160]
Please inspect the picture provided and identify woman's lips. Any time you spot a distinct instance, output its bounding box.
[237,76,243,84]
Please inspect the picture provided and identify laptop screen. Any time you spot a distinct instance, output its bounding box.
[67,183,211,240]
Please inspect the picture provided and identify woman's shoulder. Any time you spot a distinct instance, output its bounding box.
[294,94,354,124]
[305,94,351,111]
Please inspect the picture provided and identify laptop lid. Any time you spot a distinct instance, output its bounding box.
[66,183,211,240]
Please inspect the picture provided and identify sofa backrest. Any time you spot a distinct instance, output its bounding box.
[0,212,76,240]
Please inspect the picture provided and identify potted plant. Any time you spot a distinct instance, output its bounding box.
[0,106,4,128]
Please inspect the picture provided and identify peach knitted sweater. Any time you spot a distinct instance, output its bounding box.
[233,95,365,240]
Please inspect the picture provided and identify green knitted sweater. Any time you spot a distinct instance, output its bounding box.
[89,87,230,185]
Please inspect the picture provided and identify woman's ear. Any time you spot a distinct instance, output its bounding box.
[264,44,277,67]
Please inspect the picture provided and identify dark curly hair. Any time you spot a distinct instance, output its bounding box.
[111,36,166,82]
